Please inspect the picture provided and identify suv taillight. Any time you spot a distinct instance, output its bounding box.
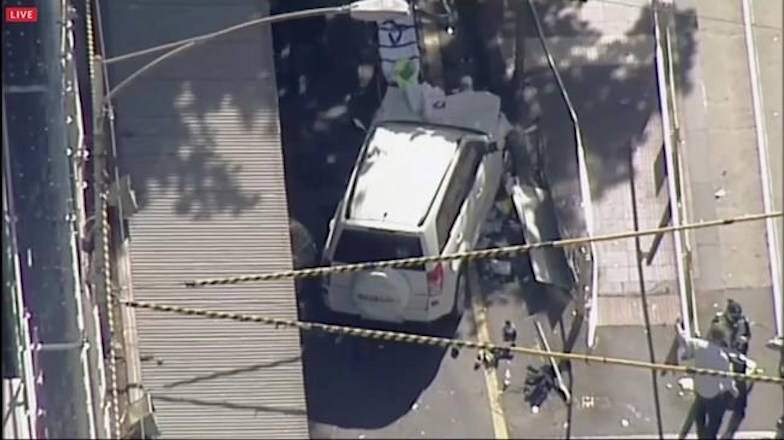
[427,263,444,296]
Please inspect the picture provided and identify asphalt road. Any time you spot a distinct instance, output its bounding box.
[271,1,606,437]
[271,2,499,437]
[301,313,494,439]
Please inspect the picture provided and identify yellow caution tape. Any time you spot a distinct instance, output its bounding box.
[185,211,783,287]
[122,297,784,386]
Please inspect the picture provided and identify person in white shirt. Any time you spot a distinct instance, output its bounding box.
[676,319,738,439]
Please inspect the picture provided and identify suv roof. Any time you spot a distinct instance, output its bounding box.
[346,122,467,228]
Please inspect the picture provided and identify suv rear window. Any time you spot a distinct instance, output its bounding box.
[333,228,424,269]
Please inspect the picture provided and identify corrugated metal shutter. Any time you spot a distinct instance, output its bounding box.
[103,1,309,438]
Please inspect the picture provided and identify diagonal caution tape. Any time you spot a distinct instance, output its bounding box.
[184,211,783,287]
[121,297,784,386]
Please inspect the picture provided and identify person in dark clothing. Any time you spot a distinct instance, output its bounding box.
[712,299,753,431]
[723,351,758,437]
[502,320,518,347]
[712,299,751,355]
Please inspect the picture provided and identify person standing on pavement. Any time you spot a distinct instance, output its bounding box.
[500,320,517,390]
[712,299,753,430]
[676,319,738,439]
[712,299,752,355]
[502,320,518,347]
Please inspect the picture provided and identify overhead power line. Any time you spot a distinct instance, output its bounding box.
[120,296,783,386]
[184,211,783,287]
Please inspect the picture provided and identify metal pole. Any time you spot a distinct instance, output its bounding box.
[653,0,691,336]
[534,320,571,403]
[60,2,99,436]
[526,0,599,348]
[741,0,783,344]
[32,341,87,352]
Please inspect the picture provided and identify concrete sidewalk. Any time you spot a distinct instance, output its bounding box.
[520,0,681,315]
[673,0,783,434]
[750,0,783,340]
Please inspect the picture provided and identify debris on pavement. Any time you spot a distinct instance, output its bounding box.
[534,320,571,403]
[621,418,630,428]
[474,348,497,370]
[714,188,727,199]
[523,364,557,408]
[503,368,512,391]
[677,377,694,392]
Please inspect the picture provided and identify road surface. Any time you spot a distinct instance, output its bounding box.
[272,2,497,437]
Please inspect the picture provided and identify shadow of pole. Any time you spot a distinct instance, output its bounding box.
[628,119,665,439]
[559,318,576,439]
[161,354,302,389]
[153,394,308,417]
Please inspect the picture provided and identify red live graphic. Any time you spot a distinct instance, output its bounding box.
[5,7,38,23]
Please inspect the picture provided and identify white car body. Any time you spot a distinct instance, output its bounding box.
[322,85,511,323]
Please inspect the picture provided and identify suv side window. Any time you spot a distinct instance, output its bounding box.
[435,142,483,251]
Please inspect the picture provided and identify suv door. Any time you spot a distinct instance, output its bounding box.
[463,139,501,247]
[435,141,483,273]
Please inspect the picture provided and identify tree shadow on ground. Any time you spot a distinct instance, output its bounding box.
[524,0,696,223]
[271,0,383,249]
[101,2,281,220]
[443,0,697,237]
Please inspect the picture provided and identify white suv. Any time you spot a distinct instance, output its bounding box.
[321,85,511,323]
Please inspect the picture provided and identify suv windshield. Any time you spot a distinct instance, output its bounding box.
[334,228,424,269]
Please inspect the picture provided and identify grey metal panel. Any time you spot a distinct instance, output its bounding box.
[102,0,309,438]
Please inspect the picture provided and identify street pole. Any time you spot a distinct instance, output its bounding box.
[653,0,691,337]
